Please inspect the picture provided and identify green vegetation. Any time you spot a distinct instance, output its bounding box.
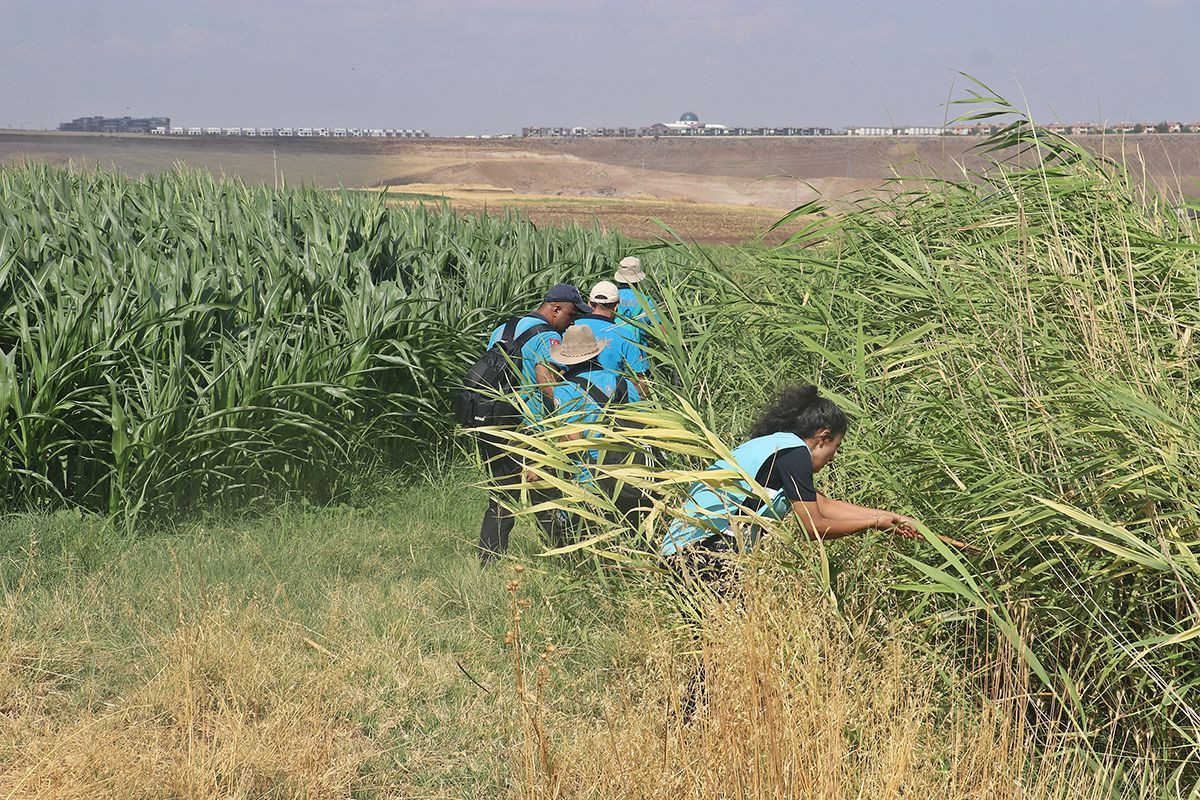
[491,87,1200,783]
[3,475,1153,799]
[2,82,1198,795]
[0,166,633,520]
[0,472,652,797]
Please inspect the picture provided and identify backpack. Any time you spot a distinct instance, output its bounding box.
[455,319,555,428]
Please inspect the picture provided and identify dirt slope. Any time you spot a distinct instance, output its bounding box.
[3,131,1196,242]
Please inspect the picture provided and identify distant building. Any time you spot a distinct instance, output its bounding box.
[58,115,169,134]
[662,111,729,134]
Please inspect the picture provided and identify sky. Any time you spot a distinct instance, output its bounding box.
[1,0,1197,135]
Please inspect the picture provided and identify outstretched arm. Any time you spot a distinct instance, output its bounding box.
[817,493,888,520]
[792,499,901,540]
[816,494,916,537]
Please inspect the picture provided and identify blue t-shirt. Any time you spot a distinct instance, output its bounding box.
[487,313,561,421]
[616,287,660,338]
[551,366,641,464]
[571,314,648,376]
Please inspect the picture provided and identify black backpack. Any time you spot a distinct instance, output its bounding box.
[455,319,555,428]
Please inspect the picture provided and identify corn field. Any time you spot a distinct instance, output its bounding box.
[0,165,631,519]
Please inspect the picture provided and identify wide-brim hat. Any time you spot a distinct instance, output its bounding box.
[613,256,645,284]
[551,323,609,365]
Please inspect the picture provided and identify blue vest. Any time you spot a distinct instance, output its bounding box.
[617,287,658,323]
[554,368,640,475]
[661,432,809,556]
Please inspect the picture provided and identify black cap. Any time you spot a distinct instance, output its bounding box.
[543,283,591,314]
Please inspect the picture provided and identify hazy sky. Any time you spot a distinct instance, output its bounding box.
[2,0,1197,135]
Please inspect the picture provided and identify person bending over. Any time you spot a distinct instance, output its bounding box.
[662,383,918,568]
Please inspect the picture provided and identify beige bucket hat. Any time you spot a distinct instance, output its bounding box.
[551,323,609,365]
[613,255,646,284]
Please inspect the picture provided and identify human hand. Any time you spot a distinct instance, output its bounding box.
[894,515,922,540]
[872,512,902,530]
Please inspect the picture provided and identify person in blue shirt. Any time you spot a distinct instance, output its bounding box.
[666,384,918,722]
[548,323,647,528]
[571,280,649,396]
[664,383,918,568]
[477,283,590,565]
[613,256,661,345]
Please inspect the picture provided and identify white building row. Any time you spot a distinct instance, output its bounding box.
[848,126,948,136]
[151,127,429,138]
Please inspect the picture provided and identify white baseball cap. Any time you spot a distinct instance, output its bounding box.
[589,280,620,304]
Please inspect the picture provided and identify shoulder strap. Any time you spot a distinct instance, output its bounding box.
[614,376,631,405]
[497,320,554,359]
[497,318,520,346]
[567,374,615,408]
[508,322,554,353]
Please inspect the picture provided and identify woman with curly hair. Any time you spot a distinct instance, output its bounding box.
[662,383,918,564]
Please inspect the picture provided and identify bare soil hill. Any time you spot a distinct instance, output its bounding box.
[3,131,1197,242]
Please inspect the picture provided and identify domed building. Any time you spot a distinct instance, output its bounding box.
[663,110,728,133]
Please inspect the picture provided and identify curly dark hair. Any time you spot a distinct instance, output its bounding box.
[749,384,848,440]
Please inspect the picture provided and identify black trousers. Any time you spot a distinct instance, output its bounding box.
[476,430,568,564]
[590,444,655,534]
[668,533,741,722]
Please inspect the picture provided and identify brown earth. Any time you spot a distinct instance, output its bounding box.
[3,131,1198,243]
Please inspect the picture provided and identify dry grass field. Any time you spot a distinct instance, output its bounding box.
[0,475,1150,799]
[370,185,787,244]
[5,130,1197,243]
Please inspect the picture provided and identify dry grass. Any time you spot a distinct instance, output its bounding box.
[519,569,1145,799]
[0,482,1164,799]
[372,185,789,244]
[0,600,373,799]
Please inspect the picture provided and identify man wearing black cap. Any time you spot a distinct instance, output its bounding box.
[476,283,590,564]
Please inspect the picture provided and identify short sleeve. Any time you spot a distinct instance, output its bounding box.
[526,330,560,367]
[773,447,816,503]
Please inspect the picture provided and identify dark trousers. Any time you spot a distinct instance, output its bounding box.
[476,431,568,565]
[669,533,741,722]
[591,444,654,534]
